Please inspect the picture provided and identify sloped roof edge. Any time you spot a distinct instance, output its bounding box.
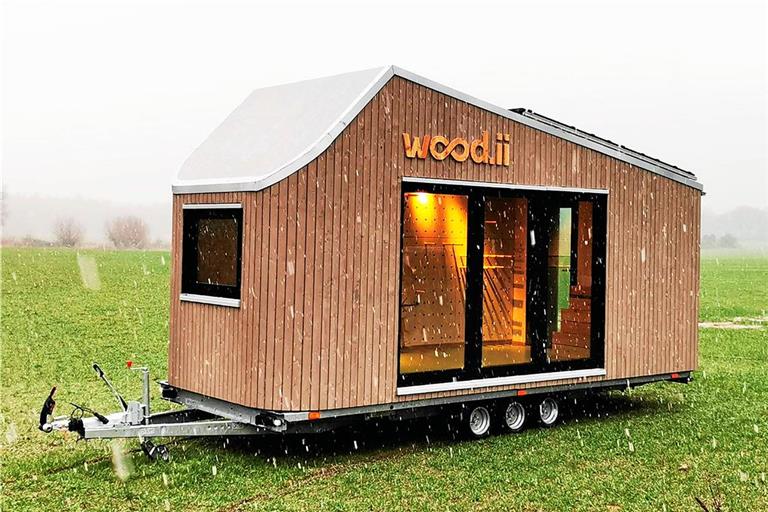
[173,66,702,194]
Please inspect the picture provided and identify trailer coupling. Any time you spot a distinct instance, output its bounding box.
[38,362,145,436]
[38,362,270,460]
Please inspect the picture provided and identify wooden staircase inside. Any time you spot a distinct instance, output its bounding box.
[551,285,592,349]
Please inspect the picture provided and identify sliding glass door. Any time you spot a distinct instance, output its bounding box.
[398,181,606,387]
[481,197,530,367]
[546,201,595,363]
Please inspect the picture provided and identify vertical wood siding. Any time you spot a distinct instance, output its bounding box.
[168,77,701,411]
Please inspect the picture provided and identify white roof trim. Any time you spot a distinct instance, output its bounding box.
[173,65,702,194]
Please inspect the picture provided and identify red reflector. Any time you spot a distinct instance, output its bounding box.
[308,411,321,421]
[671,373,679,379]
[517,390,528,397]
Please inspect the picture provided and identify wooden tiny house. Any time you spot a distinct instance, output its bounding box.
[167,66,702,426]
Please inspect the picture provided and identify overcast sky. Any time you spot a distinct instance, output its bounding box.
[2,0,766,213]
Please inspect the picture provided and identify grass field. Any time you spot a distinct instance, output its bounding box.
[1,248,767,511]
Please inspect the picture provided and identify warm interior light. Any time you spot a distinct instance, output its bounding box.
[416,192,429,205]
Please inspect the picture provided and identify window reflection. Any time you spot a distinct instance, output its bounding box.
[196,218,239,286]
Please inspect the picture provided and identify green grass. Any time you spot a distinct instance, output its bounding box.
[700,253,768,322]
[1,248,767,511]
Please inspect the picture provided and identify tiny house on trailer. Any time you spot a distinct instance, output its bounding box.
[163,65,702,437]
[40,66,703,445]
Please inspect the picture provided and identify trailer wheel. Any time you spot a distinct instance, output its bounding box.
[537,397,560,427]
[156,444,170,462]
[464,405,492,438]
[141,439,170,462]
[501,401,526,433]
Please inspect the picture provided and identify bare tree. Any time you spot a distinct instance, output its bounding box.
[54,217,84,247]
[718,233,739,249]
[106,216,149,249]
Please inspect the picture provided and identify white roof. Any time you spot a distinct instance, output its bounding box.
[176,66,391,192]
[174,66,702,194]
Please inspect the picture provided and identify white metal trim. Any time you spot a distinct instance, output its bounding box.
[180,293,241,308]
[182,203,242,210]
[173,65,702,195]
[402,176,609,195]
[396,368,607,396]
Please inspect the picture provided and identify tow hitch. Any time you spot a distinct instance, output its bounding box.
[38,361,269,460]
[38,387,57,432]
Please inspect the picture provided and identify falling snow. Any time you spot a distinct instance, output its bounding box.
[77,253,101,290]
[111,440,133,482]
[5,422,18,445]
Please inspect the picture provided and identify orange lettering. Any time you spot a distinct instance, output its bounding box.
[451,138,469,162]
[403,133,431,159]
[429,135,451,160]
[403,130,509,166]
[470,131,490,164]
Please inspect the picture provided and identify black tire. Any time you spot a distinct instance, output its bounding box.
[156,444,170,462]
[536,396,560,427]
[499,400,527,433]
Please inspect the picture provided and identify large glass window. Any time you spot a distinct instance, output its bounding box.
[181,206,243,301]
[547,201,593,362]
[482,197,529,367]
[398,183,606,387]
[399,192,468,374]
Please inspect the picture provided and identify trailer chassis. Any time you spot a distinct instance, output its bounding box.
[39,362,692,460]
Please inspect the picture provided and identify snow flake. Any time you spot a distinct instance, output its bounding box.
[77,253,101,290]
[5,422,17,445]
[111,440,133,482]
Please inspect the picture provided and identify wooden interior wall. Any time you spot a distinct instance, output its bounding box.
[168,76,701,411]
[400,193,468,348]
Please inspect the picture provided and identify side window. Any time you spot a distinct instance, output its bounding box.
[181,205,243,305]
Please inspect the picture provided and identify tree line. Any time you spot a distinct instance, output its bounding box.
[53,216,150,249]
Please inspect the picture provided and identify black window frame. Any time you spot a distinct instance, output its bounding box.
[397,181,607,387]
[181,206,244,301]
